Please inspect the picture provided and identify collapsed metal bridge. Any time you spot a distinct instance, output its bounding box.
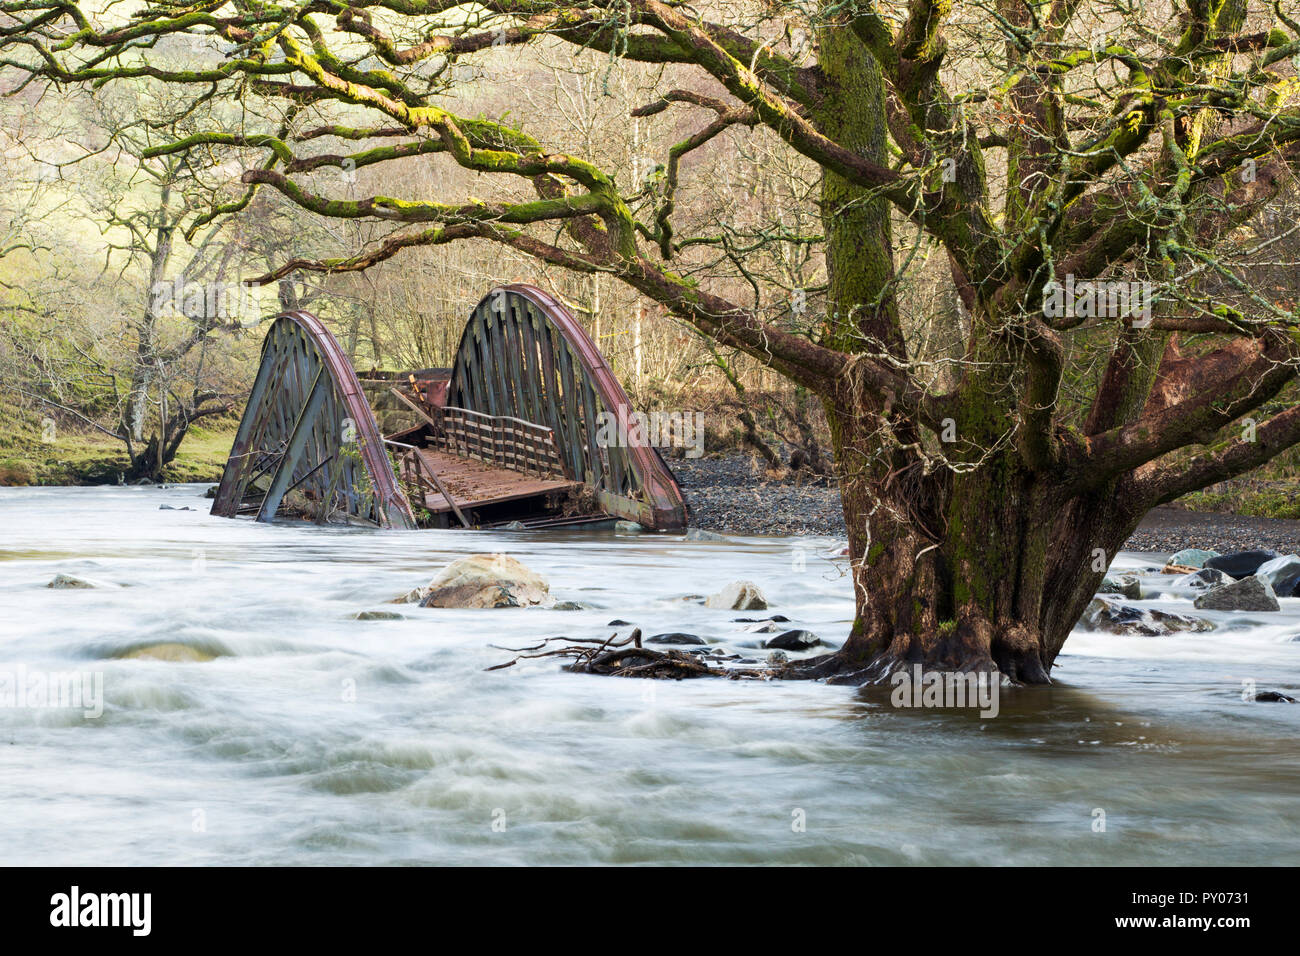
[211,284,688,531]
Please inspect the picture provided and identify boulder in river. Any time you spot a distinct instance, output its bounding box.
[1174,567,1231,590]
[1254,554,1300,598]
[1255,691,1297,703]
[418,553,550,609]
[119,642,215,662]
[1204,549,1278,580]
[705,580,768,610]
[355,610,405,621]
[647,632,707,645]
[685,528,727,541]
[1169,548,1219,569]
[764,629,823,651]
[1098,574,1142,600]
[1082,597,1215,636]
[1193,575,1280,612]
[47,574,94,589]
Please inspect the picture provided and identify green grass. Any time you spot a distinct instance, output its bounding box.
[1177,487,1300,520]
[0,396,239,486]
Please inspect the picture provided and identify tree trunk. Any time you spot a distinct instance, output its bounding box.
[795,399,1153,686]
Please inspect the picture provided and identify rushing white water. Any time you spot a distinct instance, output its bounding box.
[1,484,1297,865]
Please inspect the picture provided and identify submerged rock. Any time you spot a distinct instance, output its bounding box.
[607,619,632,627]
[551,600,594,611]
[733,614,791,623]
[1193,575,1280,612]
[418,553,550,609]
[705,580,768,610]
[647,632,706,645]
[1098,574,1142,600]
[355,610,405,621]
[1255,690,1297,703]
[47,574,95,589]
[685,528,727,541]
[764,629,823,651]
[615,520,643,533]
[1169,548,1219,569]
[119,642,215,662]
[1205,549,1278,580]
[1082,598,1215,636]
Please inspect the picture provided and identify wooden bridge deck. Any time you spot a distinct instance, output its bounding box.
[410,447,580,516]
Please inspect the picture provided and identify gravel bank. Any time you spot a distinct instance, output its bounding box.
[670,454,1300,553]
[1127,507,1300,555]
[670,455,846,536]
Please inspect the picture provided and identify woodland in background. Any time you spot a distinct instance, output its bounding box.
[0,43,839,483]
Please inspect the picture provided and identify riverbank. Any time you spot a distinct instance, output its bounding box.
[671,453,1300,552]
[0,408,237,486]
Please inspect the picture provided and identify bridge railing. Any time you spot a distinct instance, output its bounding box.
[430,405,568,479]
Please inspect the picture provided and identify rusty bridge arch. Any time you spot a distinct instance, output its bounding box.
[448,285,687,529]
[211,311,415,528]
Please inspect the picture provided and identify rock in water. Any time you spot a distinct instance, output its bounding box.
[1255,691,1297,703]
[1204,549,1278,580]
[1082,598,1215,635]
[1174,568,1231,590]
[1254,555,1300,598]
[1193,575,1281,612]
[647,632,706,645]
[119,643,215,662]
[685,528,727,541]
[705,580,768,610]
[764,629,823,651]
[419,553,550,609]
[1098,574,1142,600]
[1169,548,1219,569]
[47,574,94,589]
[355,610,405,621]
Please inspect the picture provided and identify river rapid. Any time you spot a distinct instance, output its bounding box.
[1,484,1297,865]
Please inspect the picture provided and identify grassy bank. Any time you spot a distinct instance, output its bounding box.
[0,397,238,486]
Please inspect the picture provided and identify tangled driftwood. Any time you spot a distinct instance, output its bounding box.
[487,628,775,680]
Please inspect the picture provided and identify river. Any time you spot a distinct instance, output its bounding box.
[1,484,1297,865]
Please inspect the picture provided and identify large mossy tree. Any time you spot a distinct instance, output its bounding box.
[5,0,1300,681]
